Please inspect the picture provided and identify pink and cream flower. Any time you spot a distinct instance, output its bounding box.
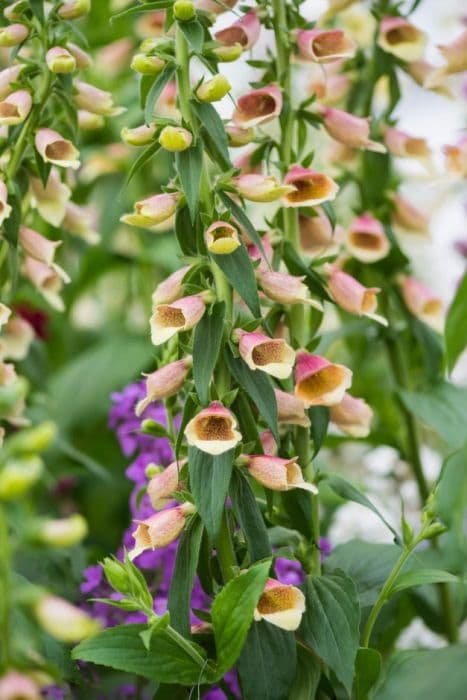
[283,165,339,207]
[377,16,426,62]
[130,503,196,559]
[243,454,317,494]
[346,213,390,263]
[29,168,71,227]
[260,429,277,456]
[63,201,100,244]
[215,11,260,51]
[297,28,356,63]
[232,85,282,128]
[150,294,206,345]
[330,393,373,438]
[294,351,352,407]
[0,23,29,47]
[19,226,66,275]
[185,401,242,455]
[195,0,237,14]
[443,136,467,179]
[147,459,187,509]
[257,269,322,309]
[234,174,294,203]
[235,329,295,379]
[46,46,76,73]
[35,595,99,643]
[321,107,386,153]
[391,193,430,235]
[0,180,12,226]
[135,357,192,416]
[326,264,387,325]
[0,317,34,361]
[205,220,241,255]
[399,276,444,331]
[246,235,274,273]
[225,124,255,147]
[254,579,306,631]
[299,210,344,258]
[22,257,69,312]
[121,192,178,229]
[274,389,310,428]
[425,29,467,87]
[0,64,24,100]
[73,80,124,116]
[384,127,431,162]
[0,670,41,700]
[0,89,31,126]
[121,123,157,147]
[35,128,80,170]
[152,266,191,305]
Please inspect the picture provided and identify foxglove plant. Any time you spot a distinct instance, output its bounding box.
[73,1,467,699]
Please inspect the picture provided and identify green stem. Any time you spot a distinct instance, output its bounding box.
[296,426,321,574]
[216,511,237,582]
[165,625,211,669]
[0,506,11,667]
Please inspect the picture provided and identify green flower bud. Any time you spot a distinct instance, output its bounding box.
[103,556,132,595]
[196,74,231,102]
[5,421,56,455]
[0,456,43,501]
[131,53,165,75]
[35,514,88,547]
[159,125,193,152]
[121,123,156,146]
[212,43,243,62]
[173,0,196,21]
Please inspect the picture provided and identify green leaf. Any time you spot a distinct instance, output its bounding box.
[355,647,382,700]
[112,0,174,22]
[288,645,321,700]
[398,381,467,450]
[408,316,443,381]
[436,447,467,530]
[309,406,330,458]
[325,474,400,541]
[2,191,21,247]
[178,19,204,53]
[192,101,231,170]
[388,569,459,596]
[237,621,297,700]
[211,559,271,678]
[123,141,160,189]
[168,516,204,637]
[72,624,208,685]
[212,245,261,318]
[225,349,279,444]
[230,470,272,563]
[193,301,225,405]
[139,613,170,650]
[175,140,203,222]
[321,201,336,231]
[29,0,45,21]
[445,272,467,372]
[299,571,361,694]
[282,241,331,301]
[175,393,198,459]
[188,446,234,539]
[218,191,268,263]
[145,64,176,124]
[174,204,197,255]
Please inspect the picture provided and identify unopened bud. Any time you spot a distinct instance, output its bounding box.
[0,456,43,500]
[0,23,28,47]
[159,125,193,152]
[5,421,56,455]
[131,53,165,75]
[423,522,447,540]
[174,0,196,21]
[212,43,243,62]
[103,556,132,594]
[121,123,156,146]
[35,514,88,547]
[196,74,231,102]
[58,0,91,20]
[46,46,77,74]
[35,595,100,642]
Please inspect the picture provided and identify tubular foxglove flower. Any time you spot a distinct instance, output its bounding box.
[35,128,80,170]
[309,72,351,105]
[235,329,295,379]
[57,0,91,20]
[254,579,306,631]
[0,89,31,126]
[36,513,88,547]
[384,127,431,162]
[283,165,339,207]
[152,265,191,305]
[330,393,373,438]
[0,303,11,328]
[184,401,242,455]
[399,276,444,331]
[46,46,77,73]
[406,59,453,97]
[260,429,277,456]
[246,235,274,272]
[196,74,231,102]
[67,41,92,69]
[29,168,71,227]
[121,123,156,146]
[299,210,344,258]
[257,269,322,309]
[63,201,100,244]
[150,294,206,345]
[443,136,467,178]
[73,80,125,116]
[0,671,41,700]
[391,193,430,234]
[19,226,67,278]
[0,180,12,226]
[0,64,24,100]
[131,53,165,75]
[147,458,187,508]
[135,357,192,416]
[243,454,317,493]
[121,192,178,229]
[205,220,241,254]
[377,16,426,62]
[321,107,386,153]
[232,85,282,128]
[0,23,28,47]
[225,124,255,147]
[35,595,100,642]
[234,174,294,203]
[274,389,310,428]
[296,28,356,63]
[294,351,352,407]
[22,257,69,311]
[0,317,34,361]
[424,29,467,86]
[215,11,260,51]
[346,212,390,263]
[195,0,237,15]
[159,125,192,152]
[129,502,196,559]
[326,264,387,325]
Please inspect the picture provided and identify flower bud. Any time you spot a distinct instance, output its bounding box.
[283,165,339,207]
[246,235,273,272]
[321,107,386,153]
[4,421,56,455]
[0,23,28,47]
[212,43,243,62]
[330,393,373,437]
[46,46,76,73]
[297,28,356,63]
[254,579,306,631]
[174,0,196,21]
[260,429,277,456]
[0,89,31,126]
[35,513,88,547]
[29,168,71,227]
[22,257,69,311]
[294,351,352,408]
[233,84,282,128]
[226,124,255,147]
[377,16,426,62]
[35,128,80,170]
[346,213,390,263]
[196,74,231,102]
[0,64,24,100]
[102,557,131,594]
[129,502,195,559]
[391,193,429,235]
[152,265,191,305]
[121,123,156,146]
[131,53,165,75]
[150,294,206,345]
[244,454,317,493]
[257,269,322,309]
[384,126,431,162]
[326,264,387,325]
[205,220,240,254]
[159,125,193,152]
[195,0,237,14]
[215,10,260,51]
[185,401,242,455]
[135,357,192,416]
[0,180,12,226]
[78,110,105,130]
[74,80,125,116]
[235,329,295,379]
[4,1,28,21]
[0,670,41,700]
[234,174,294,203]
[58,0,91,20]
[147,458,187,508]
[19,225,61,267]
[0,456,43,500]
[121,192,178,229]
[35,595,100,642]
[66,41,92,69]
[399,275,443,331]
[274,389,310,428]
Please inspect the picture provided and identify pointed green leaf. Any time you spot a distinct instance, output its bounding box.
[192,100,231,170]
[145,64,176,124]
[355,647,382,700]
[188,446,234,539]
[230,470,272,563]
[212,245,261,317]
[288,646,321,700]
[168,516,204,636]
[309,406,330,458]
[388,569,459,596]
[193,301,225,405]
[178,19,205,53]
[218,191,268,262]
[175,140,203,222]
[445,272,467,373]
[123,141,160,189]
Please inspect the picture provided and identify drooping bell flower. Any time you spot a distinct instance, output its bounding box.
[46,46,77,73]
[159,125,192,152]
[196,74,231,102]
[346,213,390,263]
[297,28,356,63]
[406,59,453,97]
[73,80,125,116]
[135,357,192,416]
[0,671,41,700]
[205,220,241,254]
[121,192,178,229]
[260,429,277,456]
[443,136,467,179]
[321,107,386,153]
[147,458,187,509]
[254,579,306,631]
[35,128,80,170]
[0,316,34,361]
[399,276,443,331]
[0,180,12,226]
[242,454,318,493]
[19,226,64,271]
[425,29,467,87]
[215,11,260,51]
[152,265,191,305]
[225,124,255,147]
[130,502,196,560]
[391,193,430,234]
[121,123,157,147]
[35,594,100,642]
[294,351,352,407]
[232,85,282,128]
[58,0,91,19]
[63,201,100,244]
[150,294,206,345]
[184,401,242,455]
[274,389,310,428]
[29,168,71,227]
[299,210,344,258]
[0,23,29,47]
[66,41,92,69]
[326,264,387,325]
[377,16,426,62]
[0,303,11,329]
[257,269,322,309]
[330,393,373,438]
[234,329,295,379]
[308,72,351,105]
[0,64,24,100]
[22,257,69,312]
[384,127,431,163]
[0,89,31,126]
[283,165,339,207]
[234,174,294,203]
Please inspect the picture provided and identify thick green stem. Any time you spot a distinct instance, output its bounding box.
[0,506,11,667]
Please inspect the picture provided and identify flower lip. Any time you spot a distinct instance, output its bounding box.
[294,351,352,407]
[214,11,260,50]
[378,16,426,62]
[236,329,295,379]
[346,213,390,263]
[205,220,241,255]
[330,393,373,438]
[297,28,356,63]
[184,401,242,455]
[150,294,206,345]
[233,84,282,128]
[254,579,306,631]
[283,165,338,207]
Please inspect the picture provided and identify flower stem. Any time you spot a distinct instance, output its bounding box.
[0,506,11,666]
